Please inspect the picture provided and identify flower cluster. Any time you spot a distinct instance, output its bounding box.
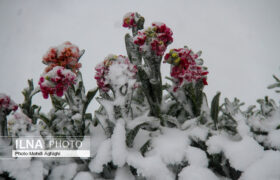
[95,54,137,92]
[134,22,173,56]
[164,48,208,91]
[0,93,18,112]
[122,12,143,28]
[43,41,82,73]
[39,66,76,99]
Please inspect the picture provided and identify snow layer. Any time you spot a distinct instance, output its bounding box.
[267,129,280,149]
[73,171,94,180]
[147,127,189,164]
[240,150,280,180]
[88,139,112,173]
[48,163,77,180]
[185,146,208,167]
[115,166,135,180]
[0,159,43,180]
[112,119,127,167]
[127,151,174,180]
[207,135,264,171]
[89,124,107,156]
[178,165,219,180]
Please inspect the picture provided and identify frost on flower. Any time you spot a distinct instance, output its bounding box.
[164,47,208,91]
[122,12,143,29]
[133,22,173,56]
[43,41,82,73]
[7,112,32,136]
[39,66,76,99]
[94,54,137,92]
[0,93,18,113]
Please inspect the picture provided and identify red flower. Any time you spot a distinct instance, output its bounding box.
[164,48,208,91]
[134,31,146,46]
[133,22,173,56]
[39,66,76,99]
[0,93,18,112]
[95,55,137,92]
[43,41,82,73]
[123,12,136,28]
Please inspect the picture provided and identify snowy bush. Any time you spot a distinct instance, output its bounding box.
[0,12,280,180]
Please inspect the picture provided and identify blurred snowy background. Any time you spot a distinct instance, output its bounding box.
[0,0,280,113]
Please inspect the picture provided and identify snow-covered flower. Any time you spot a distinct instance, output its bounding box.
[164,48,208,91]
[39,66,76,99]
[122,12,142,28]
[0,93,18,113]
[7,112,32,136]
[43,41,82,73]
[95,54,137,92]
[134,22,173,56]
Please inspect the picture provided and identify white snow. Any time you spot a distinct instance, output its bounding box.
[207,135,264,171]
[127,151,174,180]
[48,163,77,180]
[88,139,112,173]
[187,126,209,142]
[267,129,280,149]
[89,124,107,157]
[147,127,189,164]
[73,171,94,180]
[178,165,219,180]
[185,146,208,167]
[111,119,127,167]
[240,150,280,180]
[115,166,135,180]
[0,159,43,180]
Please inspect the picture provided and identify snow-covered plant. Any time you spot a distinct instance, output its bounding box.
[39,66,77,99]
[134,22,173,56]
[0,94,18,113]
[42,41,83,73]
[1,12,280,180]
[164,47,208,91]
[0,94,18,137]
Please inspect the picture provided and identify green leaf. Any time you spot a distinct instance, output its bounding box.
[75,81,84,96]
[267,83,280,89]
[83,88,98,115]
[211,92,221,129]
[273,75,280,82]
[126,123,147,148]
[50,95,65,110]
[140,140,151,156]
[39,114,50,127]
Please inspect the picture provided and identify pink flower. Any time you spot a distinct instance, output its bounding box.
[123,12,136,28]
[39,66,76,99]
[0,93,18,112]
[133,22,173,56]
[134,31,147,46]
[164,48,208,91]
[43,41,82,73]
[122,12,144,29]
[95,55,137,92]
